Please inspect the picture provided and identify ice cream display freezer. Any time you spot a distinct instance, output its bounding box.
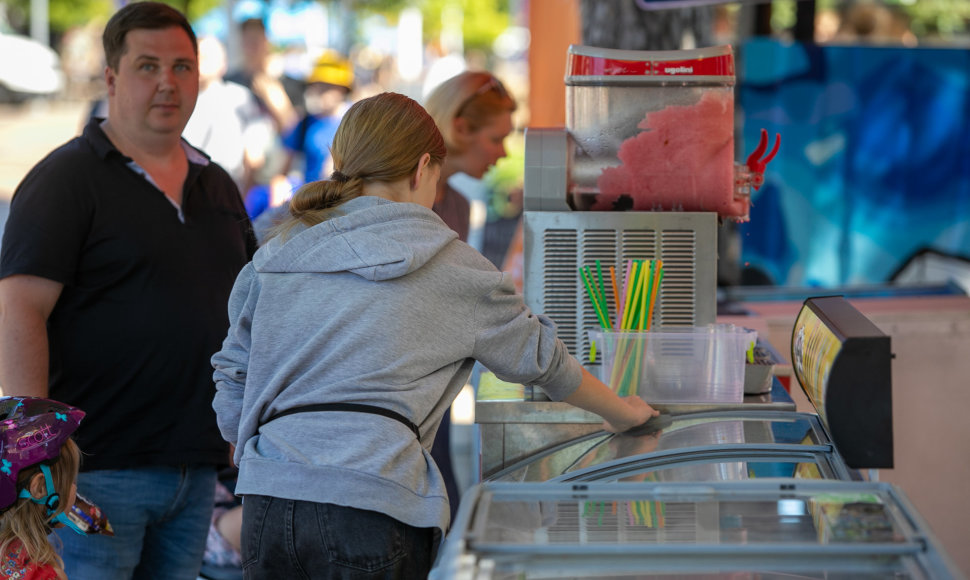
[431,480,961,579]
[435,298,963,577]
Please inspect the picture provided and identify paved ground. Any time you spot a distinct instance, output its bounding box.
[0,98,87,199]
[0,98,88,243]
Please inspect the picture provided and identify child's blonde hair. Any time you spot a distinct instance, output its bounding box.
[0,438,81,570]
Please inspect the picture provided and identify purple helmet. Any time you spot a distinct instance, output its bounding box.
[0,396,84,511]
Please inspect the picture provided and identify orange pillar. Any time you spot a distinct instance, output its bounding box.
[527,0,581,128]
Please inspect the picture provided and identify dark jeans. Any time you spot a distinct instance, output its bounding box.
[241,495,439,580]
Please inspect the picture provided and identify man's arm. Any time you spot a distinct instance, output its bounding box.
[0,274,64,396]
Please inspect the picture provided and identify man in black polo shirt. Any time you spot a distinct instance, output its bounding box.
[0,3,256,578]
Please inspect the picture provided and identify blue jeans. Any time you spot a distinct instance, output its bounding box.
[54,466,217,580]
[241,495,438,579]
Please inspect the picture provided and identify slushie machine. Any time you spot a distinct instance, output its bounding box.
[477,44,785,475]
[522,44,777,375]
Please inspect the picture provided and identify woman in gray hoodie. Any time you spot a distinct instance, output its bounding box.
[211,91,657,579]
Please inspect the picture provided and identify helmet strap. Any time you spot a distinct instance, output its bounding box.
[17,464,87,536]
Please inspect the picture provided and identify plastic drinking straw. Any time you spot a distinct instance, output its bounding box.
[614,262,642,393]
[618,261,630,328]
[580,267,610,329]
[579,267,600,327]
[621,261,642,331]
[590,264,611,328]
[609,266,620,329]
[596,260,609,314]
[646,262,664,331]
[616,260,646,395]
[627,262,649,397]
[584,265,603,320]
[611,261,633,392]
[638,260,651,332]
[626,260,657,398]
[621,260,632,327]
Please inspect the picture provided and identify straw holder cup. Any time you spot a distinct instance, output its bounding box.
[588,324,756,404]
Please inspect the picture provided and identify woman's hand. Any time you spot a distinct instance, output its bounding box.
[602,395,659,433]
[563,368,660,434]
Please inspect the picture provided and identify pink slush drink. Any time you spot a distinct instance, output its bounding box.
[593,90,744,217]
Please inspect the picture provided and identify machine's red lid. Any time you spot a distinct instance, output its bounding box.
[566,44,734,83]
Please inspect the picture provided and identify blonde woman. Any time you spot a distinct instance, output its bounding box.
[212,92,656,578]
[425,71,517,242]
[424,72,518,518]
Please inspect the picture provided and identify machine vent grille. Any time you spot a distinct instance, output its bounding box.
[659,229,697,329]
[543,230,579,353]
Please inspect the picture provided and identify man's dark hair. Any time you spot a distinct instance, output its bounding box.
[102,1,198,70]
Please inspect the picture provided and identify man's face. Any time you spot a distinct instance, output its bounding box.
[105,26,199,137]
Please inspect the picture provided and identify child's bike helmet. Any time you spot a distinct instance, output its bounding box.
[0,396,84,512]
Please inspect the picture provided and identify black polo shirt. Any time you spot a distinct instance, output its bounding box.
[0,118,257,471]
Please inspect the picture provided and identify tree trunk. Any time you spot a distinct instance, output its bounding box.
[578,0,716,50]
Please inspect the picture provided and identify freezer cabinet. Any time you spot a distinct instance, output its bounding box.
[431,480,962,579]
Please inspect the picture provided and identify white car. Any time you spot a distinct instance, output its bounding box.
[0,31,65,102]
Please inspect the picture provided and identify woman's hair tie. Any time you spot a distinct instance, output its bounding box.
[330,170,350,183]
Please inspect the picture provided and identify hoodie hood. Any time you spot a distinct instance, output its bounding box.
[253,196,458,281]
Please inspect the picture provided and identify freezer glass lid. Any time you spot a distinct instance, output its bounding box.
[435,482,958,579]
[473,482,911,549]
[492,411,830,483]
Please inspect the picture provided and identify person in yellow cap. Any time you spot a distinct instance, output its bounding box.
[282,50,355,184]
[251,51,355,243]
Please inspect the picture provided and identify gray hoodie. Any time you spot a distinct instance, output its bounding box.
[212,196,582,532]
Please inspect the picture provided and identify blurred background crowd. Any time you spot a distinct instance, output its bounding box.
[4,0,970,280]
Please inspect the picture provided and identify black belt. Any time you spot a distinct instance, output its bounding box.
[263,403,420,438]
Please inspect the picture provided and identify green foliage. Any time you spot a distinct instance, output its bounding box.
[774,0,970,41]
[2,0,223,35]
[47,0,114,32]
[349,0,511,53]
[426,0,511,52]
[899,0,970,37]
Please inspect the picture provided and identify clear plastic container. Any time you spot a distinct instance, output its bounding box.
[588,324,756,403]
[565,44,746,218]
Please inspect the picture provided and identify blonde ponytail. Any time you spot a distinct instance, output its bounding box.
[269,92,446,243]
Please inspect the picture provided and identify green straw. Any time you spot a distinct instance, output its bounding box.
[596,260,610,318]
[580,267,610,329]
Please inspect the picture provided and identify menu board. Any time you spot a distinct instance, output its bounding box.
[792,304,843,424]
[790,296,894,469]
